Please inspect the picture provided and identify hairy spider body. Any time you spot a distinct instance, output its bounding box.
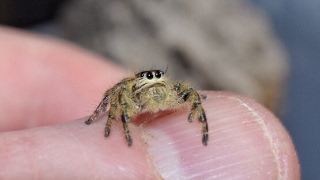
[85,70,208,146]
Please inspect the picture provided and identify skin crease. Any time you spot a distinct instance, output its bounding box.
[0,26,300,179]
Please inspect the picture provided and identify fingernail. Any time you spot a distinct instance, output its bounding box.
[143,93,300,180]
[145,126,187,180]
[143,110,209,180]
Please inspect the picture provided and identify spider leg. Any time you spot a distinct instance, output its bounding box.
[175,83,209,146]
[104,103,117,137]
[85,83,122,125]
[85,96,109,124]
[190,102,209,146]
[119,90,136,146]
[121,110,132,146]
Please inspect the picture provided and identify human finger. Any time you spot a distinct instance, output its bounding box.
[144,91,300,179]
[0,91,300,179]
[0,26,126,132]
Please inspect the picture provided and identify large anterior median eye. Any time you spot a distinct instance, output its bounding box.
[155,70,162,78]
[146,72,153,79]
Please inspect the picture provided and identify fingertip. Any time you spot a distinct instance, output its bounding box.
[0,91,299,179]
[143,91,299,179]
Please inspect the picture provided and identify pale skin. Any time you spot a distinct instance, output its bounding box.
[0,27,300,179]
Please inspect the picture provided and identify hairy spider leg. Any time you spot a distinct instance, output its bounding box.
[119,90,136,146]
[85,95,109,124]
[174,83,209,146]
[104,102,117,137]
[190,100,208,146]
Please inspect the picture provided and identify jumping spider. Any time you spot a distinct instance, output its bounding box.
[85,69,208,146]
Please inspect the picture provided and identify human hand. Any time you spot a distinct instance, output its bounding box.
[0,26,299,179]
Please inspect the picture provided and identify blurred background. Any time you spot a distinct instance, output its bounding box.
[0,0,319,179]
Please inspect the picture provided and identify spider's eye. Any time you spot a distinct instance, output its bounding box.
[146,72,153,80]
[155,71,162,78]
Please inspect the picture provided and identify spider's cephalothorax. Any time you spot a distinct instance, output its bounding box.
[85,70,208,146]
